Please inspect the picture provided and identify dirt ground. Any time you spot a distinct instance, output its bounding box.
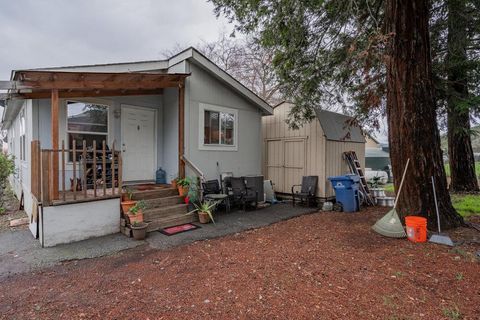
[0,188,27,231]
[0,207,479,320]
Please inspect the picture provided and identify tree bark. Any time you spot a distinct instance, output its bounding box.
[446,0,479,192]
[385,0,463,229]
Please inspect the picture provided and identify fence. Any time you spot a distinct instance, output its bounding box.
[31,139,122,206]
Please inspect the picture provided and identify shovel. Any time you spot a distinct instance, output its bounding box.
[372,159,409,238]
[429,176,454,246]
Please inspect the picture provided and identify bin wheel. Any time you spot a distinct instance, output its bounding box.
[333,202,343,212]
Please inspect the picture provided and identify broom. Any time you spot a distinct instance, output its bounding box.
[372,158,410,238]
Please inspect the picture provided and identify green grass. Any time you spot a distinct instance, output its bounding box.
[444,162,480,177]
[451,194,480,218]
[384,183,395,193]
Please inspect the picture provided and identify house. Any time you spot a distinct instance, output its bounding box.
[1,47,273,246]
[365,133,391,172]
[262,101,365,200]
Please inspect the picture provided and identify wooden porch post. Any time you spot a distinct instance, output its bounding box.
[178,82,185,178]
[51,89,59,199]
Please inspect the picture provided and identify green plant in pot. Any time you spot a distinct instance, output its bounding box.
[176,177,191,196]
[368,176,386,198]
[131,221,148,240]
[121,186,136,214]
[127,200,146,224]
[170,173,179,188]
[194,200,217,224]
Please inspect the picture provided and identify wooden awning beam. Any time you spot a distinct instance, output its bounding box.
[12,71,189,91]
[15,88,164,99]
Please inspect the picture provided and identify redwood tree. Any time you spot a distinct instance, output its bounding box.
[385,0,462,228]
[445,0,479,191]
[211,0,465,228]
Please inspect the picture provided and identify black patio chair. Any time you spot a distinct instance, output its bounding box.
[202,179,230,213]
[230,177,258,211]
[292,176,318,207]
[202,179,221,197]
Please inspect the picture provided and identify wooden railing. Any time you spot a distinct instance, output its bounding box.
[31,139,122,206]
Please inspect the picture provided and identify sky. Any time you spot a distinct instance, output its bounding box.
[0,0,230,79]
[0,0,391,143]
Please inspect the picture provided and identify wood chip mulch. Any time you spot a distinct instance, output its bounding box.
[0,207,479,319]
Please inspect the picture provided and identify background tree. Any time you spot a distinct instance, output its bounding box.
[430,0,480,192]
[211,0,464,228]
[161,31,283,105]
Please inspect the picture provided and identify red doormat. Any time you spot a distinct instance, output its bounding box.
[159,223,200,236]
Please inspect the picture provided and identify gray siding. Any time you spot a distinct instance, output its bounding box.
[185,62,263,180]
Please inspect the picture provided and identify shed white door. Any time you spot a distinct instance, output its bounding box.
[121,106,156,181]
[266,138,306,193]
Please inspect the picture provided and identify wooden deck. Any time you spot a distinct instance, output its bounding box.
[51,183,173,206]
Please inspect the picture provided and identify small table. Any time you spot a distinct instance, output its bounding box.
[204,193,230,213]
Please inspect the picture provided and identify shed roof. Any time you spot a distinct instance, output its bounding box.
[314,109,365,143]
[366,147,390,158]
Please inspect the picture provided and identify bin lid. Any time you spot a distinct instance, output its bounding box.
[328,174,360,182]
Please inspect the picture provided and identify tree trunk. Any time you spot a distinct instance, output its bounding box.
[446,0,479,192]
[385,0,463,229]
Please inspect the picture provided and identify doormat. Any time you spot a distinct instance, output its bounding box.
[159,223,200,236]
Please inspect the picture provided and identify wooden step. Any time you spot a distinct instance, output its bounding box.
[143,203,189,221]
[144,195,184,208]
[146,213,198,232]
[131,187,178,200]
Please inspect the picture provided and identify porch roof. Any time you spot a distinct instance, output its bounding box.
[3,70,190,100]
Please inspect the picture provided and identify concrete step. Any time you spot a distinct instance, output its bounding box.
[131,187,178,200]
[146,213,198,232]
[143,203,189,221]
[144,195,184,208]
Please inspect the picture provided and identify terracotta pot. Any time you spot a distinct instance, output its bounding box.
[198,211,210,224]
[121,200,136,214]
[131,222,148,240]
[127,211,144,224]
[171,180,178,189]
[177,186,189,196]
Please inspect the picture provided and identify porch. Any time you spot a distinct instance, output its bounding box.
[15,70,190,206]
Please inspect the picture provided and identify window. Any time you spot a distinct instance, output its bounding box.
[67,101,109,160]
[19,109,26,161]
[199,103,237,150]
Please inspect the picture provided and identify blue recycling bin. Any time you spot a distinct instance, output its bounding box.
[328,174,360,212]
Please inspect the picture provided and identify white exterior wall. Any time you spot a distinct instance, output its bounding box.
[40,198,120,247]
[6,100,38,235]
[183,62,263,179]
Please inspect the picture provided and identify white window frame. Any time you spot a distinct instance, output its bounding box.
[199,103,238,151]
[65,100,110,161]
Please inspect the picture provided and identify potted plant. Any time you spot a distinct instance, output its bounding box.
[121,187,136,214]
[176,177,191,196]
[194,200,216,224]
[170,174,179,189]
[368,176,386,198]
[131,221,148,240]
[127,200,146,224]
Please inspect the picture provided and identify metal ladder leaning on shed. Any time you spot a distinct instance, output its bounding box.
[343,151,375,206]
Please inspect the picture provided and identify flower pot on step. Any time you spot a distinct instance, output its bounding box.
[177,186,189,196]
[121,200,137,214]
[127,211,144,224]
[198,211,210,224]
[171,179,178,189]
[131,222,148,240]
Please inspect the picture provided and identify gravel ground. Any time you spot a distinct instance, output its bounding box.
[0,206,479,319]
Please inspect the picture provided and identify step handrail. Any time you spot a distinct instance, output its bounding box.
[181,155,206,182]
[181,155,206,201]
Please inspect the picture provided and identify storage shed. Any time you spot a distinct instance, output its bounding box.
[262,102,366,200]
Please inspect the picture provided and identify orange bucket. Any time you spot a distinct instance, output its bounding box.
[405,216,427,243]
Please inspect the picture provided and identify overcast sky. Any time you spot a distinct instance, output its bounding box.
[0,0,230,79]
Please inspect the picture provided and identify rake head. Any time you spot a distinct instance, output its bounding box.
[372,208,407,238]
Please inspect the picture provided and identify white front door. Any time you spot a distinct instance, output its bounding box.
[121,105,156,181]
